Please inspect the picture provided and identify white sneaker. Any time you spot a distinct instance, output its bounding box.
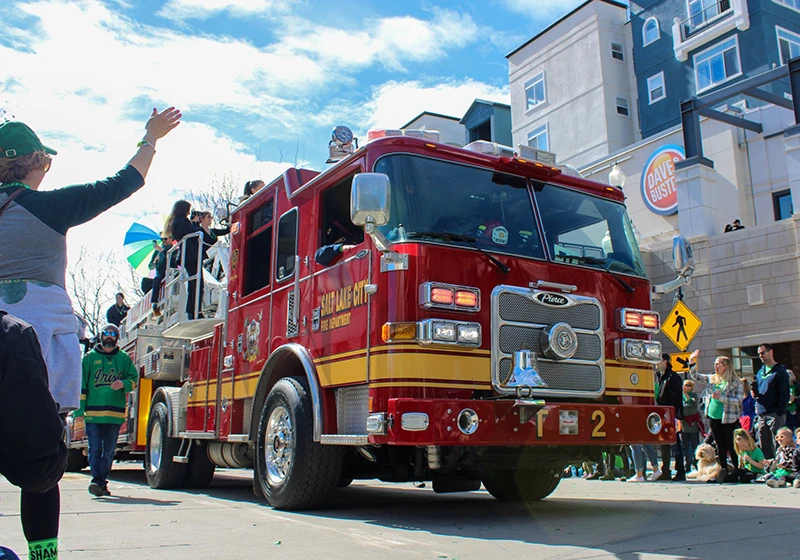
[627,474,646,483]
[647,469,662,482]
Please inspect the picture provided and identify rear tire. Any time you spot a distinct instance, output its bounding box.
[482,468,561,503]
[145,401,187,489]
[184,441,216,488]
[255,378,343,510]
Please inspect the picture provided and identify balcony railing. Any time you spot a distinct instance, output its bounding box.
[679,0,732,41]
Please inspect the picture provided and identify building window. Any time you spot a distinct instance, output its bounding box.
[694,36,742,92]
[688,0,731,30]
[647,72,666,104]
[778,27,800,65]
[616,97,630,116]
[774,0,800,13]
[773,189,794,221]
[611,42,625,61]
[527,125,549,151]
[525,73,546,110]
[643,17,660,46]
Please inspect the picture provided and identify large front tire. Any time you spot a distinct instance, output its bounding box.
[255,378,343,510]
[145,402,187,489]
[482,469,561,503]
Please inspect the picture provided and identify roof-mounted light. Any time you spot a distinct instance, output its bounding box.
[516,144,557,166]
[463,140,515,158]
[367,129,440,143]
[327,125,358,164]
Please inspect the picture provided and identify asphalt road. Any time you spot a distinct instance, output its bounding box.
[2,464,799,559]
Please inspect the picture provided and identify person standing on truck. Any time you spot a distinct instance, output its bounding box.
[73,323,138,497]
[165,202,221,318]
[148,234,172,316]
[0,311,67,560]
[0,108,181,413]
[105,292,130,327]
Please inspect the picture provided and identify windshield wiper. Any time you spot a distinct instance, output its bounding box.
[577,256,634,293]
[406,230,510,273]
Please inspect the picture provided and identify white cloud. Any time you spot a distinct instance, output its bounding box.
[272,8,479,73]
[0,0,498,311]
[357,79,509,132]
[159,0,298,20]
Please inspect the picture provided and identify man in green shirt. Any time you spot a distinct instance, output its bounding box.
[73,324,138,496]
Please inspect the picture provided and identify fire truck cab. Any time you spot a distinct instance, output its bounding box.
[95,128,695,510]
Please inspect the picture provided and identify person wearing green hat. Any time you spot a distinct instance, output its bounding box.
[0,107,181,414]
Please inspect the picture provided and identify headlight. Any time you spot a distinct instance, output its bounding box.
[416,319,482,347]
[617,338,661,363]
[432,322,456,342]
[457,324,480,344]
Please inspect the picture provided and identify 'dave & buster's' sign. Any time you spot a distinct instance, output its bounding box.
[641,144,685,216]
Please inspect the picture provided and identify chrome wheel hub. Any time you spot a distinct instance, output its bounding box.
[149,421,163,474]
[265,405,294,486]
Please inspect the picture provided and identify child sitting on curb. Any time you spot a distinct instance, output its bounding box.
[763,427,800,488]
[732,429,765,483]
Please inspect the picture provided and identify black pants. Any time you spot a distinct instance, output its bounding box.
[186,274,204,319]
[660,432,685,475]
[1,447,66,543]
[151,274,165,305]
[709,419,738,469]
[681,432,701,471]
[734,469,757,483]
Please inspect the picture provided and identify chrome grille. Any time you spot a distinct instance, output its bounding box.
[492,286,604,397]
[498,292,600,329]
[498,325,601,360]
[336,385,369,435]
[498,360,603,392]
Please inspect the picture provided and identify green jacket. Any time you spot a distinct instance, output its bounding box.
[74,346,138,424]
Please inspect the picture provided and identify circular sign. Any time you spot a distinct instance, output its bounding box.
[640,144,685,215]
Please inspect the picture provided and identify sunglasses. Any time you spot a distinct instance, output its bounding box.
[43,156,52,173]
[102,330,118,338]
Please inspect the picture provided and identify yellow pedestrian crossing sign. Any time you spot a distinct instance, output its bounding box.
[662,300,702,351]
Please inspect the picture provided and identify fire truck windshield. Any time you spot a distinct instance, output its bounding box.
[373,154,645,278]
[532,181,646,278]
[374,154,546,260]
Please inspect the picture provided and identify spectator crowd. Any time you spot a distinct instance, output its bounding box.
[566,344,800,488]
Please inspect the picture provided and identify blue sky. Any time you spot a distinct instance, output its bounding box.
[0,0,582,303]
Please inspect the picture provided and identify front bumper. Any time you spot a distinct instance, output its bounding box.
[371,399,676,446]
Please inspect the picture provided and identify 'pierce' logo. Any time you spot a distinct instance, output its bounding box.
[535,292,570,306]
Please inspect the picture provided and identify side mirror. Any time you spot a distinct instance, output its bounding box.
[672,236,694,278]
[351,173,391,227]
[215,207,228,223]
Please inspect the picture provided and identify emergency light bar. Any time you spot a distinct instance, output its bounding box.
[464,141,560,171]
[464,140,515,158]
[367,129,441,143]
[516,144,557,166]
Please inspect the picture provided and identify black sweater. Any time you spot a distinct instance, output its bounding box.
[657,367,684,419]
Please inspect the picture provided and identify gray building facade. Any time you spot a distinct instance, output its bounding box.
[631,0,800,138]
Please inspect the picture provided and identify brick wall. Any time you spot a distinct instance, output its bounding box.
[642,214,800,374]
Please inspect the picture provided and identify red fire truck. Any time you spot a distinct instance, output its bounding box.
[66,127,695,509]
